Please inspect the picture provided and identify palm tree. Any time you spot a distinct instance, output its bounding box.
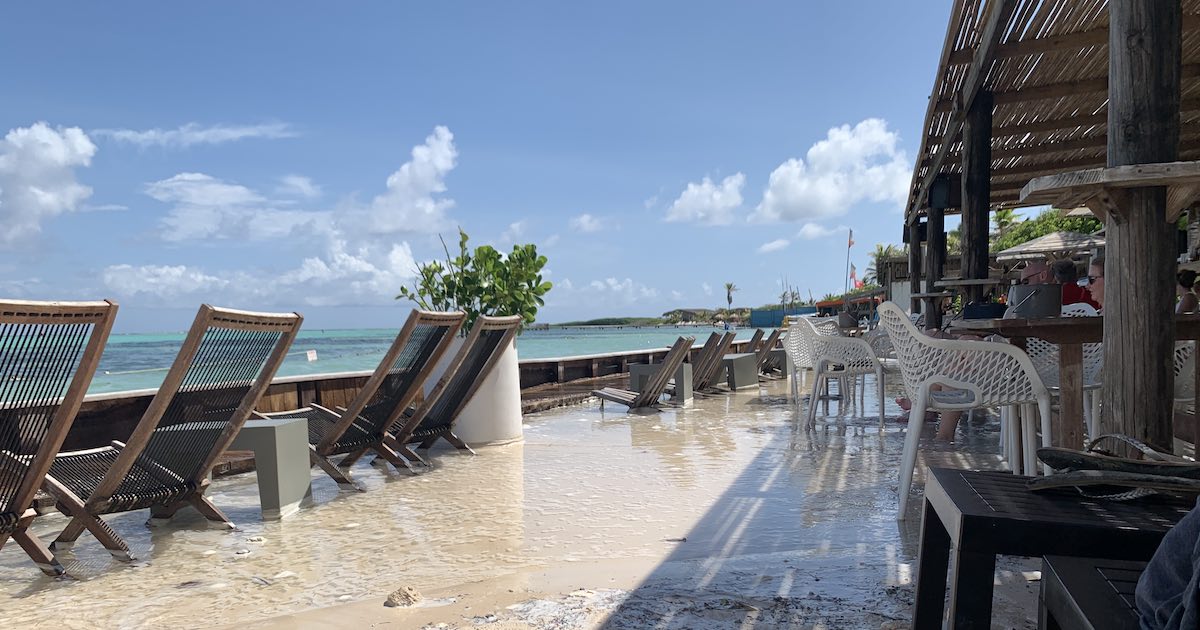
[865,244,899,284]
[946,226,963,254]
[724,282,738,311]
[992,208,1019,242]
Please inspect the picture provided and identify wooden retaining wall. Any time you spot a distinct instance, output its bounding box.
[65,338,762,451]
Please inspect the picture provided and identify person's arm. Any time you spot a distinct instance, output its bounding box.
[1179,292,1199,314]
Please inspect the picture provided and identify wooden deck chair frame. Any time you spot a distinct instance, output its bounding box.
[694,332,736,393]
[756,328,784,374]
[46,305,301,560]
[259,310,464,487]
[0,300,117,576]
[745,329,765,354]
[373,314,522,466]
[593,336,695,410]
[667,332,718,396]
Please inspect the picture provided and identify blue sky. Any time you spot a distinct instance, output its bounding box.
[0,2,953,332]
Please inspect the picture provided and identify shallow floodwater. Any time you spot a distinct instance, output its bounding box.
[0,379,1035,629]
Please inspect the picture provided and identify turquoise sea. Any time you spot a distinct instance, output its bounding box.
[87,325,762,395]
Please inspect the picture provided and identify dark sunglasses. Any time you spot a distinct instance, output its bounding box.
[1078,275,1102,286]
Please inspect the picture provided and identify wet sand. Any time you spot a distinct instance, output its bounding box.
[0,379,1038,629]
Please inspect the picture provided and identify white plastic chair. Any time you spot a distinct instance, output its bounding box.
[1023,303,1103,438]
[784,316,841,400]
[802,318,886,427]
[877,302,1053,518]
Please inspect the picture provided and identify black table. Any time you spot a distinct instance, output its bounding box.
[1040,556,1144,630]
[913,467,1190,629]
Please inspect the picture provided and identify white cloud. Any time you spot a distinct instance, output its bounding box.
[670,290,684,301]
[544,233,561,247]
[587,277,658,302]
[559,278,573,290]
[102,240,419,307]
[145,172,329,241]
[702,282,713,296]
[102,264,232,299]
[797,223,843,239]
[93,122,297,148]
[643,194,659,209]
[500,220,525,243]
[758,238,790,253]
[276,174,321,198]
[0,122,96,246]
[80,203,128,212]
[664,173,745,225]
[569,213,603,233]
[751,118,911,223]
[353,125,457,235]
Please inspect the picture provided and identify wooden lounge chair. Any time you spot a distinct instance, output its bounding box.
[45,305,301,560]
[755,328,784,375]
[374,314,523,464]
[0,299,117,576]
[258,310,464,487]
[665,332,715,397]
[693,332,736,392]
[745,329,765,353]
[593,336,695,410]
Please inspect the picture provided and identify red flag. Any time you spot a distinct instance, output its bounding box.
[849,262,858,285]
[847,229,854,248]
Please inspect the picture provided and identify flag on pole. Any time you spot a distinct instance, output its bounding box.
[849,263,858,285]
[847,229,854,248]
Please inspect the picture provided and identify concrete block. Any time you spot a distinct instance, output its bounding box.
[721,353,759,390]
[231,417,313,520]
[629,361,693,403]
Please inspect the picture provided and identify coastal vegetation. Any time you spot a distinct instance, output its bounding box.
[397,228,552,333]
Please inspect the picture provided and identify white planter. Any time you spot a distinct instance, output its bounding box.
[425,336,524,447]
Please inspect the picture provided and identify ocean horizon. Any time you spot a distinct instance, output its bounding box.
[87,324,767,395]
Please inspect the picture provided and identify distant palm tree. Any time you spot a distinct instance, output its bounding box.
[865,244,900,284]
[820,292,839,303]
[946,226,963,254]
[724,282,738,311]
[992,208,1019,241]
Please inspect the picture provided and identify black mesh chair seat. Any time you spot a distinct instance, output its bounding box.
[407,420,451,442]
[0,511,20,534]
[300,408,380,455]
[51,447,194,515]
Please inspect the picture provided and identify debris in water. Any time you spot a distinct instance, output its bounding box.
[250,577,272,586]
[246,536,266,544]
[234,549,251,556]
[176,581,202,589]
[272,570,297,580]
[664,537,687,542]
[384,585,423,608]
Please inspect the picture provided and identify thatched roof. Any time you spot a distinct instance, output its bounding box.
[905,0,1200,222]
[994,230,1104,261]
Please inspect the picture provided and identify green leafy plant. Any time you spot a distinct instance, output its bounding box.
[396,228,552,334]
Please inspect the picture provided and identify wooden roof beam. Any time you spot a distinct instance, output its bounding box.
[933,64,1200,112]
[926,133,1200,166]
[910,0,1018,223]
[945,15,1200,65]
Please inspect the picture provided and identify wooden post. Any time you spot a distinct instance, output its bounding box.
[961,91,993,304]
[908,221,923,313]
[925,205,947,329]
[1101,0,1181,449]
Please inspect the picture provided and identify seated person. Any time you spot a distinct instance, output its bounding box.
[1020,260,1051,285]
[1178,269,1198,314]
[1136,497,1200,629]
[1054,259,1100,309]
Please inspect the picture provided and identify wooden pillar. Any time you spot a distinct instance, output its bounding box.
[1101,0,1181,449]
[925,206,947,329]
[961,91,993,304]
[908,221,923,313]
